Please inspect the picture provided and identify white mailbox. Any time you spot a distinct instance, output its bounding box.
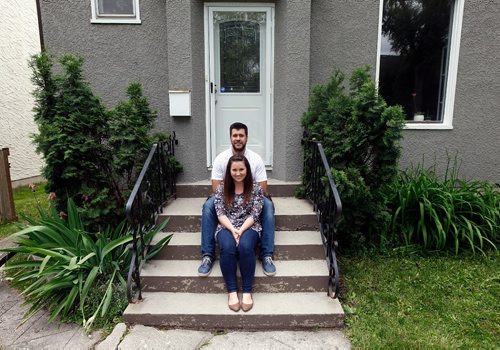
[169,90,191,117]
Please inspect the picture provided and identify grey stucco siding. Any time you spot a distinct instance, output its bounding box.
[309,0,380,87]
[39,0,499,183]
[309,0,499,182]
[39,0,171,148]
[399,1,500,182]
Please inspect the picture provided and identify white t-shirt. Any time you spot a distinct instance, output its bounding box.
[211,148,267,183]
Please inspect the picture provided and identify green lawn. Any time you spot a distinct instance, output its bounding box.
[341,252,499,349]
[0,182,47,239]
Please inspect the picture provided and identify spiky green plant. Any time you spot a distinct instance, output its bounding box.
[388,161,499,254]
[0,199,171,331]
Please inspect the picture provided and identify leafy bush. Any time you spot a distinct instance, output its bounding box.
[0,199,171,332]
[388,161,499,254]
[30,52,180,228]
[301,66,405,247]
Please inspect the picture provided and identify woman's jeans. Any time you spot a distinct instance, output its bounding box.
[217,228,260,293]
[201,195,274,259]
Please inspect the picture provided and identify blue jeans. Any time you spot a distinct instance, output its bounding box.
[201,195,275,259]
[217,228,260,293]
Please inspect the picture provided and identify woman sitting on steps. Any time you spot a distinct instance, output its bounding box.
[214,155,264,312]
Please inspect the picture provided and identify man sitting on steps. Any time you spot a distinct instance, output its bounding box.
[198,122,276,277]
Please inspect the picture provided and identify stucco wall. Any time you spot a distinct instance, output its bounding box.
[310,0,380,86]
[39,0,500,183]
[400,1,500,182]
[38,0,171,140]
[310,0,499,182]
[273,0,311,181]
[0,0,43,181]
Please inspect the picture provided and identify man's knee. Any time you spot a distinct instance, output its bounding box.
[262,197,275,217]
[202,196,216,215]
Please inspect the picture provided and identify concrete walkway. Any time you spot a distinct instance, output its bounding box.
[96,324,351,350]
[1,272,351,350]
[0,271,102,349]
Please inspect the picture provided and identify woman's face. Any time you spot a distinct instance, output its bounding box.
[230,161,247,184]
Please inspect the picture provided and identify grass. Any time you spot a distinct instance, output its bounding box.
[341,252,500,349]
[0,182,48,240]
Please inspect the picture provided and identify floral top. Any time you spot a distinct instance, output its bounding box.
[214,182,264,236]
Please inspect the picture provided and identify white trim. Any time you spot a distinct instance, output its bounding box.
[376,0,464,130]
[441,0,464,129]
[90,0,141,24]
[204,7,212,167]
[204,3,275,167]
[375,0,384,86]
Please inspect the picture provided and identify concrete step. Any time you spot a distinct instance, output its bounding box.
[177,179,301,198]
[123,292,344,329]
[158,197,318,232]
[151,231,325,260]
[141,259,328,293]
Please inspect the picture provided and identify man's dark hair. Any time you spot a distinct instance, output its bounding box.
[229,122,248,137]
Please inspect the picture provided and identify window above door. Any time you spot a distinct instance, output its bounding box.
[90,0,141,24]
[376,0,464,130]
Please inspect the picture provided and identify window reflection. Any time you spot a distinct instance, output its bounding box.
[379,0,454,122]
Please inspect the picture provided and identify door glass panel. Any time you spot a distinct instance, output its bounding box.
[215,12,265,93]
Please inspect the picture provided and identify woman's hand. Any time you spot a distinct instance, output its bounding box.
[231,228,241,246]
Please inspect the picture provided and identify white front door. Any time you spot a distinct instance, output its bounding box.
[206,5,274,166]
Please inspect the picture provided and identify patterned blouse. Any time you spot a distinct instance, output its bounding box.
[214,182,264,236]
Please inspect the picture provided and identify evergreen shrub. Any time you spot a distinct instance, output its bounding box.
[30,52,179,228]
[301,66,405,248]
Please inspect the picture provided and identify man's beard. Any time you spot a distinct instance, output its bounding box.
[232,142,246,154]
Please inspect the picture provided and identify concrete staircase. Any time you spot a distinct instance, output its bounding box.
[123,181,344,330]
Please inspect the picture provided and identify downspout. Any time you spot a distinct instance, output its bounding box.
[35,0,45,50]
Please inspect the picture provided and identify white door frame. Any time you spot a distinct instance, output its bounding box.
[204,3,274,167]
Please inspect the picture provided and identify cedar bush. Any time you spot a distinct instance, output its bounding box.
[30,52,178,228]
[301,66,405,247]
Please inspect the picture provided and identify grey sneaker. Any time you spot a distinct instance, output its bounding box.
[197,256,214,277]
[262,256,276,276]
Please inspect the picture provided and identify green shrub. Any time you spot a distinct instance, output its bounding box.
[388,161,499,254]
[301,66,405,247]
[30,52,180,229]
[0,199,171,332]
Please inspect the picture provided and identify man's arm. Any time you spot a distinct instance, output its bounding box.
[211,180,222,193]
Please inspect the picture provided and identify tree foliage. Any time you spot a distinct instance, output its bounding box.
[302,66,405,247]
[30,52,177,228]
[382,0,453,64]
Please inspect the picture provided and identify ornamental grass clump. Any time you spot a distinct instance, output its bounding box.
[0,199,171,332]
[388,161,499,254]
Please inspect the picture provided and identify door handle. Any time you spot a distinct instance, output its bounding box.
[210,83,218,94]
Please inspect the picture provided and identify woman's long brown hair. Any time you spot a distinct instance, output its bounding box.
[223,155,253,207]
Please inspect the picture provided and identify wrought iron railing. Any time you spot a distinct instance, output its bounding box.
[125,133,178,302]
[302,136,343,298]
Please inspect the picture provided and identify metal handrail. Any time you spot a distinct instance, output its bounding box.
[125,132,178,302]
[302,136,343,298]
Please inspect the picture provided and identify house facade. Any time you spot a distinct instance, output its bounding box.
[1,0,44,185]
[37,0,500,183]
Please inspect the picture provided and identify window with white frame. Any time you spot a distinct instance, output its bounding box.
[377,0,464,128]
[91,0,141,24]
